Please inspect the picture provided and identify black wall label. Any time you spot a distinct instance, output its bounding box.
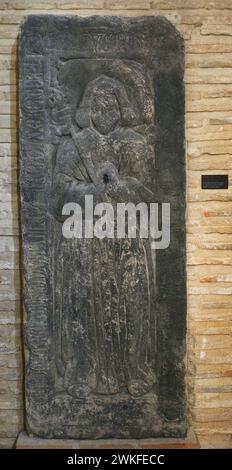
[202,175,228,190]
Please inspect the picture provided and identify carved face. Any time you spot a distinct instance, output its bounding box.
[91,91,121,135]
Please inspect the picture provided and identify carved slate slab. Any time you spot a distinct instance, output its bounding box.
[20,15,186,439]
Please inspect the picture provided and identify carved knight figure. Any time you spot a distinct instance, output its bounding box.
[50,75,157,398]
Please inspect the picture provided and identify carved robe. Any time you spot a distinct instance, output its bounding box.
[51,126,156,397]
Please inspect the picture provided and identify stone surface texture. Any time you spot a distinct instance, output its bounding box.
[20,14,186,440]
[0,0,232,449]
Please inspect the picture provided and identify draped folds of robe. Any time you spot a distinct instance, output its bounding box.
[50,126,157,397]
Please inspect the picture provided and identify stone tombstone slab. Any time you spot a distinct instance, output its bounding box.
[20,15,186,439]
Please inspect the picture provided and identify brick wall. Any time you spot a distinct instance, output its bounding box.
[0,0,232,448]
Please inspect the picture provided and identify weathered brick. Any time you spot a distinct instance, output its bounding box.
[151,1,232,8]
[104,0,150,9]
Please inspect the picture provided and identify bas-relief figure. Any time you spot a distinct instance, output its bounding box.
[20,16,186,439]
[51,75,157,398]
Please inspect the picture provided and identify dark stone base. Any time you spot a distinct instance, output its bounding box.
[16,429,199,449]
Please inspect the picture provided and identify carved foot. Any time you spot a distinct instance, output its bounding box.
[127,366,156,397]
[67,383,90,398]
[127,378,153,397]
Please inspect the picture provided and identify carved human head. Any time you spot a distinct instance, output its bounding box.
[76,75,135,134]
